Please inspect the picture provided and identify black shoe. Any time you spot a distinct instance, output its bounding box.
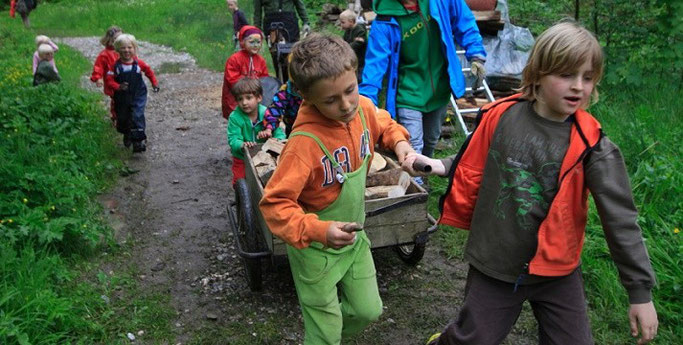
[132,141,146,153]
[123,134,131,148]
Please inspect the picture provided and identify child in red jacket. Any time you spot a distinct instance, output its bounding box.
[221,25,269,119]
[91,26,122,125]
[105,34,160,153]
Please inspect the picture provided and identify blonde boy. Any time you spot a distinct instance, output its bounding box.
[33,44,61,86]
[339,9,366,80]
[259,33,413,344]
[32,35,59,75]
[404,20,658,345]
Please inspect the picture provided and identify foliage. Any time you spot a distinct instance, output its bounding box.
[22,0,249,72]
[0,26,118,250]
[0,21,174,345]
[508,0,683,88]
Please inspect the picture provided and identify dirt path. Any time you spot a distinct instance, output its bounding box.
[62,38,535,345]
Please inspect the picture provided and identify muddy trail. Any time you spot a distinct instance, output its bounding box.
[62,38,535,345]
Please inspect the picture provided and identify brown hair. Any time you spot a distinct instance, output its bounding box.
[100,26,122,47]
[288,33,357,94]
[230,77,263,98]
[520,19,604,104]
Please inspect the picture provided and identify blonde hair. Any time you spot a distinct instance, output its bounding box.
[100,26,122,47]
[520,20,604,104]
[37,44,54,57]
[289,33,357,93]
[113,34,138,55]
[35,35,50,47]
[339,10,356,22]
[226,0,238,6]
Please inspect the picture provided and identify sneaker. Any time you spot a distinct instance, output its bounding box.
[425,333,441,345]
[123,134,131,148]
[132,141,146,153]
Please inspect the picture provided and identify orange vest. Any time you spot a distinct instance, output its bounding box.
[439,94,603,276]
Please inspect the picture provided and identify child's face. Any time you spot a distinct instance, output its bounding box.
[535,59,595,121]
[236,93,262,116]
[227,1,237,11]
[302,69,359,124]
[244,34,262,55]
[40,51,54,61]
[118,42,136,61]
[340,18,355,30]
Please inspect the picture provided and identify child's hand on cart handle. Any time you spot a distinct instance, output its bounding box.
[393,140,415,164]
[402,153,446,177]
[326,222,360,249]
[242,141,256,148]
[257,128,272,139]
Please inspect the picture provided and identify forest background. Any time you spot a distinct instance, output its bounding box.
[0,0,680,344]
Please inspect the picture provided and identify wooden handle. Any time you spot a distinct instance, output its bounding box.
[413,161,432,173]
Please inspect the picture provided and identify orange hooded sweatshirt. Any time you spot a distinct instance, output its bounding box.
[259,95,410,249]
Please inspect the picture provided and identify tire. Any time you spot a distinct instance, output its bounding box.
[235,179,263,291]
[394,242,426,265]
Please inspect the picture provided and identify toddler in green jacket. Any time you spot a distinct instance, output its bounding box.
[227,77,285,185]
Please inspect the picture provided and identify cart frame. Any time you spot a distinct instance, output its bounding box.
[228,144,437,291]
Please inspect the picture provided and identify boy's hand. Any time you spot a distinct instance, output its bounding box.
[118,82,129,91]
[326,222,360,249]
[393,140,415,164]
[402,152,447,177]
[242,141,256,148]
[629,302,658,344]
[95,79,104,88]
[257,128,272,139]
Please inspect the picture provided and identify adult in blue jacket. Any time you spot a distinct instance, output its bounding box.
[359,0,486,158]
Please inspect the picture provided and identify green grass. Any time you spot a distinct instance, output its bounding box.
[25,0,255,72]
[0,19,176,345]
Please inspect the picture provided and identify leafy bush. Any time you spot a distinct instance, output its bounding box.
[0,21,123,344]
[0,25,119,251]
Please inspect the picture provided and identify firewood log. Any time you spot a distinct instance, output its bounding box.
[367,168,411,190]
[365,185,407,199]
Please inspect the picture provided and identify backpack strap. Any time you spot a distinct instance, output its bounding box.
[438,95,524,213]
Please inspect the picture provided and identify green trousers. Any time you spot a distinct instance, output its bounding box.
[287,236,383,345]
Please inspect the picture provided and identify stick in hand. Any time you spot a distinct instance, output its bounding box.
[413,161,432,173]
[341,222,362,233]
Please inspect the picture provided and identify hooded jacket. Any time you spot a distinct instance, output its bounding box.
[439,94,655,303]
[221,25,269,119]
[259,95,409,249]
[227,104,286,161]
[359,0,486,118]
[91,46,119,96]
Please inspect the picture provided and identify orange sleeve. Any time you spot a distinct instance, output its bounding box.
[367,104,410,150]
[258,147,332,249]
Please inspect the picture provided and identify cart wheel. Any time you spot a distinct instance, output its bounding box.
[235,178,263,291]
[394,242,426,265]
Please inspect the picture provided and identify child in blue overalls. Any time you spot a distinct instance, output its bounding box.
[105,34,160,152]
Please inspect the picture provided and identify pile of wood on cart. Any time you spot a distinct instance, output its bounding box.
[252,138,413,200]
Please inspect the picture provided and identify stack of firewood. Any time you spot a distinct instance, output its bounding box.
[252,139,411,200]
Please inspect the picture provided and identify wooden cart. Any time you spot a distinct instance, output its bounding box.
[228,144,437,291]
